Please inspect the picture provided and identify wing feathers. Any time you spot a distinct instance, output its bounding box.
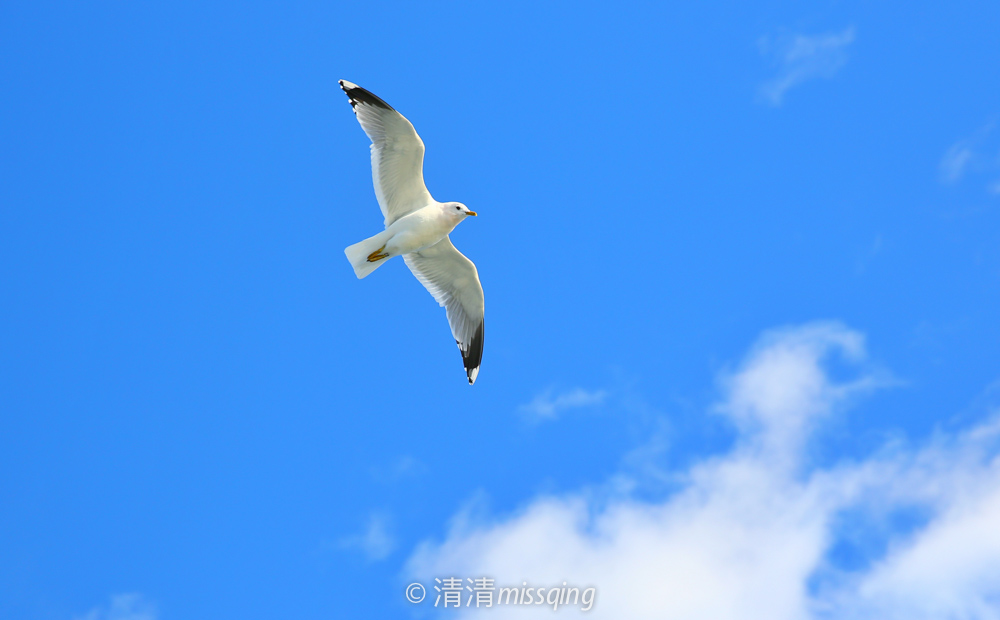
[339,80,432,226]
[339,79,395,111]
[403,238,485,385]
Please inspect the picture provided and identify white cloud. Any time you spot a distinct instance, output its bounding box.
[830,422,1000,620]
[940,143,975,183]
[339,513,395,561]
[758,27,856,106]
[518,387,608,421]
[940,122,1000,194]
[74,594,156,620]
[406,323,1000,619]
[372,454,428,483]
[716,322,888,459]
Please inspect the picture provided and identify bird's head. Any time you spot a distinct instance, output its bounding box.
[444,202,477,221]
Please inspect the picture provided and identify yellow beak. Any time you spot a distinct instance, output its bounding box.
[466,211,478,216]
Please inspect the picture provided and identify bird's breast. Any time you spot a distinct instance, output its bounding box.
[385,208,453,255]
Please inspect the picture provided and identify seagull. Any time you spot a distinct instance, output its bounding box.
[339,80,485,385]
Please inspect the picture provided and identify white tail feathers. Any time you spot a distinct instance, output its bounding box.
[345,230,394,279]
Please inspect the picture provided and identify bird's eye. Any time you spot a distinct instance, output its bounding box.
[455,206,460,210]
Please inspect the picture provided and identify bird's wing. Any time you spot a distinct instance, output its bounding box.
[339,80,433,227]
[403,237,485,385]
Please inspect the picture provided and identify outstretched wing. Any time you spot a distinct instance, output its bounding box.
[403,237,485,385]
[339,80,433,227]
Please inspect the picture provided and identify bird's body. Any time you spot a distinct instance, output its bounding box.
[339,79,485,384]
[344,202,468,278]
[385,205,457,256]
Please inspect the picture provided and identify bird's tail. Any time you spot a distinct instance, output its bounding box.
[345,230,394,279]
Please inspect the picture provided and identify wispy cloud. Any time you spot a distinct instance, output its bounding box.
[940,143,976,183]
[339,513,395,561]
[518,387,608,421]
[758,27,856,106]
[371,454,428,483]
[407,323,1000,619]
[74,594,156,620]
[940,122,1000,194]
[854,234,885,275]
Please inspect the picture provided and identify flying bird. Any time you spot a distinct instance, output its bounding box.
[339,80,485,385]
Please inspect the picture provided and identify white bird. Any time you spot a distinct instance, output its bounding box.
[339,80,485,385]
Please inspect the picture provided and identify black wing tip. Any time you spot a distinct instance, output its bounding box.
[338,79,396,112]
[461,321,484,385]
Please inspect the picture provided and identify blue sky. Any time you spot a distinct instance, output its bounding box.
[2,1,999,619]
